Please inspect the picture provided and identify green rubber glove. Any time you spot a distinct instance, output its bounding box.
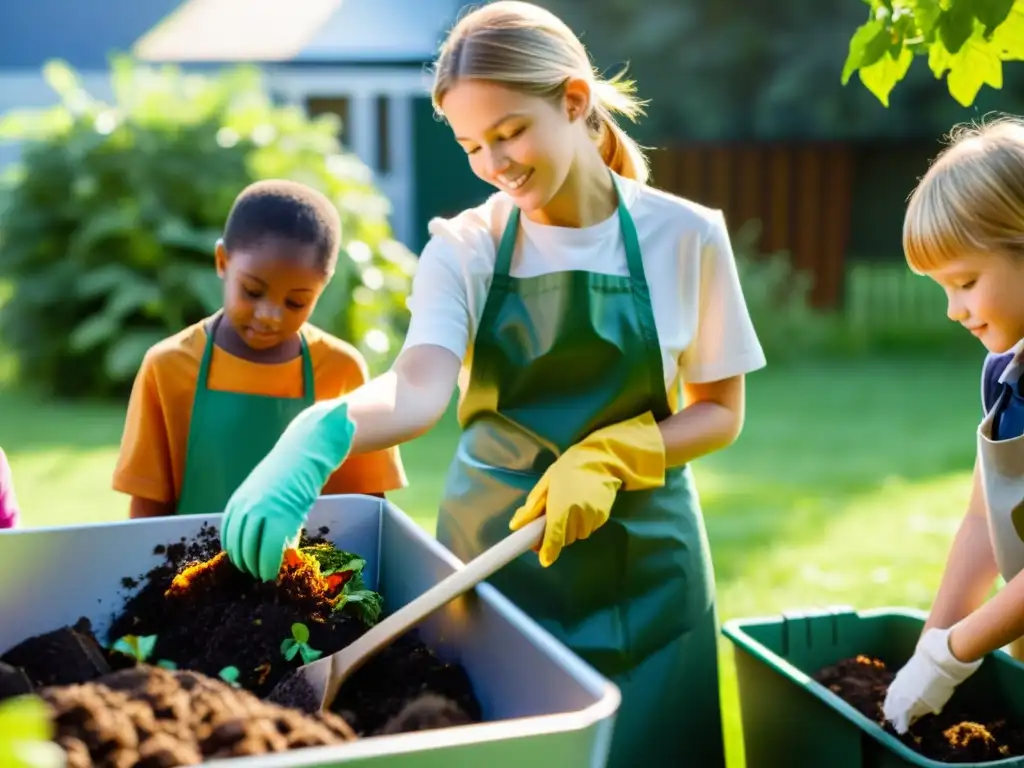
[221,400,357,582]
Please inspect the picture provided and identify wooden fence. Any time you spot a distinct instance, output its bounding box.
[648,143,854,308]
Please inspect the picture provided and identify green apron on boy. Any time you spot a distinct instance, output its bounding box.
[435,178,726,767]
[177,313,316,516]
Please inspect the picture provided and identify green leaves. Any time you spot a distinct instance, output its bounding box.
[336,588,385,626]
[301,543,365,577]
[943,37,1004,106]
[841,19,888,82]
[843,0,1024,107]
[218,665,241,686]
[0,56,414,398]
[939,0,975,54]
[111,634,158,662]
[974,0,1016,34]
[298,542,385,626]
[280,622,323,665]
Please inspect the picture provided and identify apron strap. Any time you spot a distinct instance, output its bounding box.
[992,348,1024,438]
[993,381,1015,440]
[200,313,315,403]
[493,207,520,279]
[298,331,315,403]
[479,207,520,336]
[196,312,221,388]
[610,175,669,422]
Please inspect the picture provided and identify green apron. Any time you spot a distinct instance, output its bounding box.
[435,177,726,766]
[177,312,316,516]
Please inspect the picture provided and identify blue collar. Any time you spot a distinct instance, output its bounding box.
[999,340,1024,395]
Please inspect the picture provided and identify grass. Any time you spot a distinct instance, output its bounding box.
[0,355,985,766]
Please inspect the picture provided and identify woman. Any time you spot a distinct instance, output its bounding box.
[220,2,765,764]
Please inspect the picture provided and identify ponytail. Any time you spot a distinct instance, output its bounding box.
[590,76,649,184]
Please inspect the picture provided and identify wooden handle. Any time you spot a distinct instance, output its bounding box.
[326,516,546,693]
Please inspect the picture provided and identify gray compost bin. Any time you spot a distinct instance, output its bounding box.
[0,494,620,767]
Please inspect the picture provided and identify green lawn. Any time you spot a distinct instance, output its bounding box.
[0,356,984,766]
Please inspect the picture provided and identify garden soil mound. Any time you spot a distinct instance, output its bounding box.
[43,664,356,768]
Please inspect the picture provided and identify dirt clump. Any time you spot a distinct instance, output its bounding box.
[42,664,355,768]
[815,655,1024,762]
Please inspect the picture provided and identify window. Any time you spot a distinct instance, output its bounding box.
[306,96,351,146]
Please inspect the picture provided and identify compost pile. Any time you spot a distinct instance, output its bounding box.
[0,524,479,767]
[815,655,1024,763]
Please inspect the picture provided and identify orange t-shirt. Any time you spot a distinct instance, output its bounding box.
[112,318,407,505]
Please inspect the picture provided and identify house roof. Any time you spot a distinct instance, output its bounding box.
[0,0,467,71]
[295,0,464,64]
[135,0,464,65]
[0,0,183,69]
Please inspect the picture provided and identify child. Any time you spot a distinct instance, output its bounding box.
[0,447,19,528]
[883,116,1024,734]
[113,179,407,518]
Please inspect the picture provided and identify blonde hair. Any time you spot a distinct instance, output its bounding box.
[904,114,1024,273]
[431,1,650,183]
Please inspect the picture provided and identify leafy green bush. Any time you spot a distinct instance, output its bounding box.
[730,219,840,363]
[0,57,415,398]
[731,220,977,363]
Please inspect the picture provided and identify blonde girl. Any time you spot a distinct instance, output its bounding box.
[884,116,1024,734]
[219,3,766,764]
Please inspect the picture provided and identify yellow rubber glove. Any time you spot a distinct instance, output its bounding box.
[509,412,666,567]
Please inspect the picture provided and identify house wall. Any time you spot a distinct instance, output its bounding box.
[409,95,492,253]
[265,66,430,248]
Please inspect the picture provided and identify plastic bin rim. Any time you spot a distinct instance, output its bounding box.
[10,500,623,766]
[201,696,623,767]
[722,606,1024,768]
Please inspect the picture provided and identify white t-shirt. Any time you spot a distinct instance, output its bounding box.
[402,172,767,395]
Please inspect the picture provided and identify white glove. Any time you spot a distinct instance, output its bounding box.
[882,627,982,734]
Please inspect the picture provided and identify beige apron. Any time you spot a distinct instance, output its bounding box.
[977,341,1024,658]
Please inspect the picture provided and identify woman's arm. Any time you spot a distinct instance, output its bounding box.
[657,374,745,468]
[923,459,999,634]
[342,344,462,456]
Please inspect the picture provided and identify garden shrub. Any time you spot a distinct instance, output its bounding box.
[0,57,415,398]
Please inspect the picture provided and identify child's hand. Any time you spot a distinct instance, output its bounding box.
[221,400,356,581]
[882,627,982,734]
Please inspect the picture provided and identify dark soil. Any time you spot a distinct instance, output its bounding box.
[326,632,479,736]
[1,524,482,765]
[3,619,113,687]
[815,655,1024,763]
